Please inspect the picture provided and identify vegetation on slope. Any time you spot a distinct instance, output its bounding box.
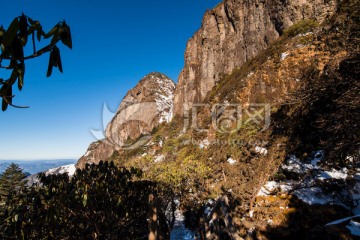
[0,162,175,239]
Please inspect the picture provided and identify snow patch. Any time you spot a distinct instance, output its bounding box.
[154,155,164,163]
[170,202,194,240]
[155,78,175,124]
[257,181,294,196]
[280,52,290,61]
[247,72,254,77]
[298,32,314,37]
[311,150,324,165]
[316,168,348,180]
[326,215,360,226]
[46,164,76,177]
[293,187,335,205]
[255,146,268,156]
[84,151,91,157]
[347,220,360,236]
[227,158,237,165]
[199,139,210,149]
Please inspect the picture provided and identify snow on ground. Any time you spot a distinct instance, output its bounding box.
[255,146,268,156]
[280,52,290,61]
[170,209,194,240]
[154,155,164,163]
[227,157,237,165]
[170,200,195,240]
[316,168,348,180]
[346,220,360,236]
[293,187,336,205]
[155,77,175,124]
[258,150,360,213]
[326,215,360,226]
[46,164,76,176]
[199,139,210,149]
[258,150,360,236]
[257,181,294,196]
[26,164,77,186]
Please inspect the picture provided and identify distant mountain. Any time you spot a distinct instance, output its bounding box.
[0,159,76,175]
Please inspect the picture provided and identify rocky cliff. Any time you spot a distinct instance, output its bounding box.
[173,0,336,116]
[77,72,175,168]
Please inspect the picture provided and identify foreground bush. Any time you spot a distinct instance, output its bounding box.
[0,161,175,240]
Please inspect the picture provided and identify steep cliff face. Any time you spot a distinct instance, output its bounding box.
[77,72,175,168]
[106,72,175,147]
[173,0,336,116]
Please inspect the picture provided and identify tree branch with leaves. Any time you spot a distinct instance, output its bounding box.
[0,13,72,111]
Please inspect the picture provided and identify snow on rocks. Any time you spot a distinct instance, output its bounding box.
[154,155,164,163]
[199,139,210,149]
[155,77,175,124]
[257,181,294,196]
[325,215,360,238]
[346,220,360,237]
[316,168,348,180]
[311,150,324,165]
[170,200,195,240]
[258,150,360,215]
[227,157,237,165]
[293,187,336,205]
[280,52,290,61]
[255,146,268,156]
[46,164,76,177]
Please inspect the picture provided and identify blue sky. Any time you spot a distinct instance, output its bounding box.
[0,0,220,160]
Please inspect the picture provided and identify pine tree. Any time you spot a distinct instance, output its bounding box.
[0,163,27,205]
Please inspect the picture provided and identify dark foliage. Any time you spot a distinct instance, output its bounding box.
[0,161,175,240]
[0,14,72,111]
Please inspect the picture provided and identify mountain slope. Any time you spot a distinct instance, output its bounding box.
[74,0,359,238]
[173,0,337,116]
[77,72,175,169]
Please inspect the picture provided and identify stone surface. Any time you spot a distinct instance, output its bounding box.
[77,72,175,168]
[173,0,336,116]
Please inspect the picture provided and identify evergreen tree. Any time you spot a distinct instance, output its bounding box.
[0,163,27,205]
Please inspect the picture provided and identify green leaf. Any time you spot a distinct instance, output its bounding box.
[0,26,5,43]
[17,64,25,91]
[82,194,88,207]
[54,46,63,73]
[2,99,8,111]
[59,21,72,49]
[36,26,43,42]
[19,13,28,46]
[6,85,13,105]
[11,37,24,60]
[47,51,53,77]
[10,68,18,85]
[2,18,19,46]
[51,47,58,67]
[50,32,60,45]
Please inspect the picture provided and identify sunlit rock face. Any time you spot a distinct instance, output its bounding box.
[77,72,175,169]
[173,0,336,116]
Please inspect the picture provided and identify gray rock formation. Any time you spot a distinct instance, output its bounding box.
[173,0,336,116]
[77,72,175,168]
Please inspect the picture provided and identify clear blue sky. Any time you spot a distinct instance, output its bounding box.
[0,0,220,160]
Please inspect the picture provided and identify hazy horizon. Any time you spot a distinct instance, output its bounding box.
[0,159,77,175]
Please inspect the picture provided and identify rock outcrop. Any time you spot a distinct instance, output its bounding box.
[173,0,336,116]
[77,72,175,168]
